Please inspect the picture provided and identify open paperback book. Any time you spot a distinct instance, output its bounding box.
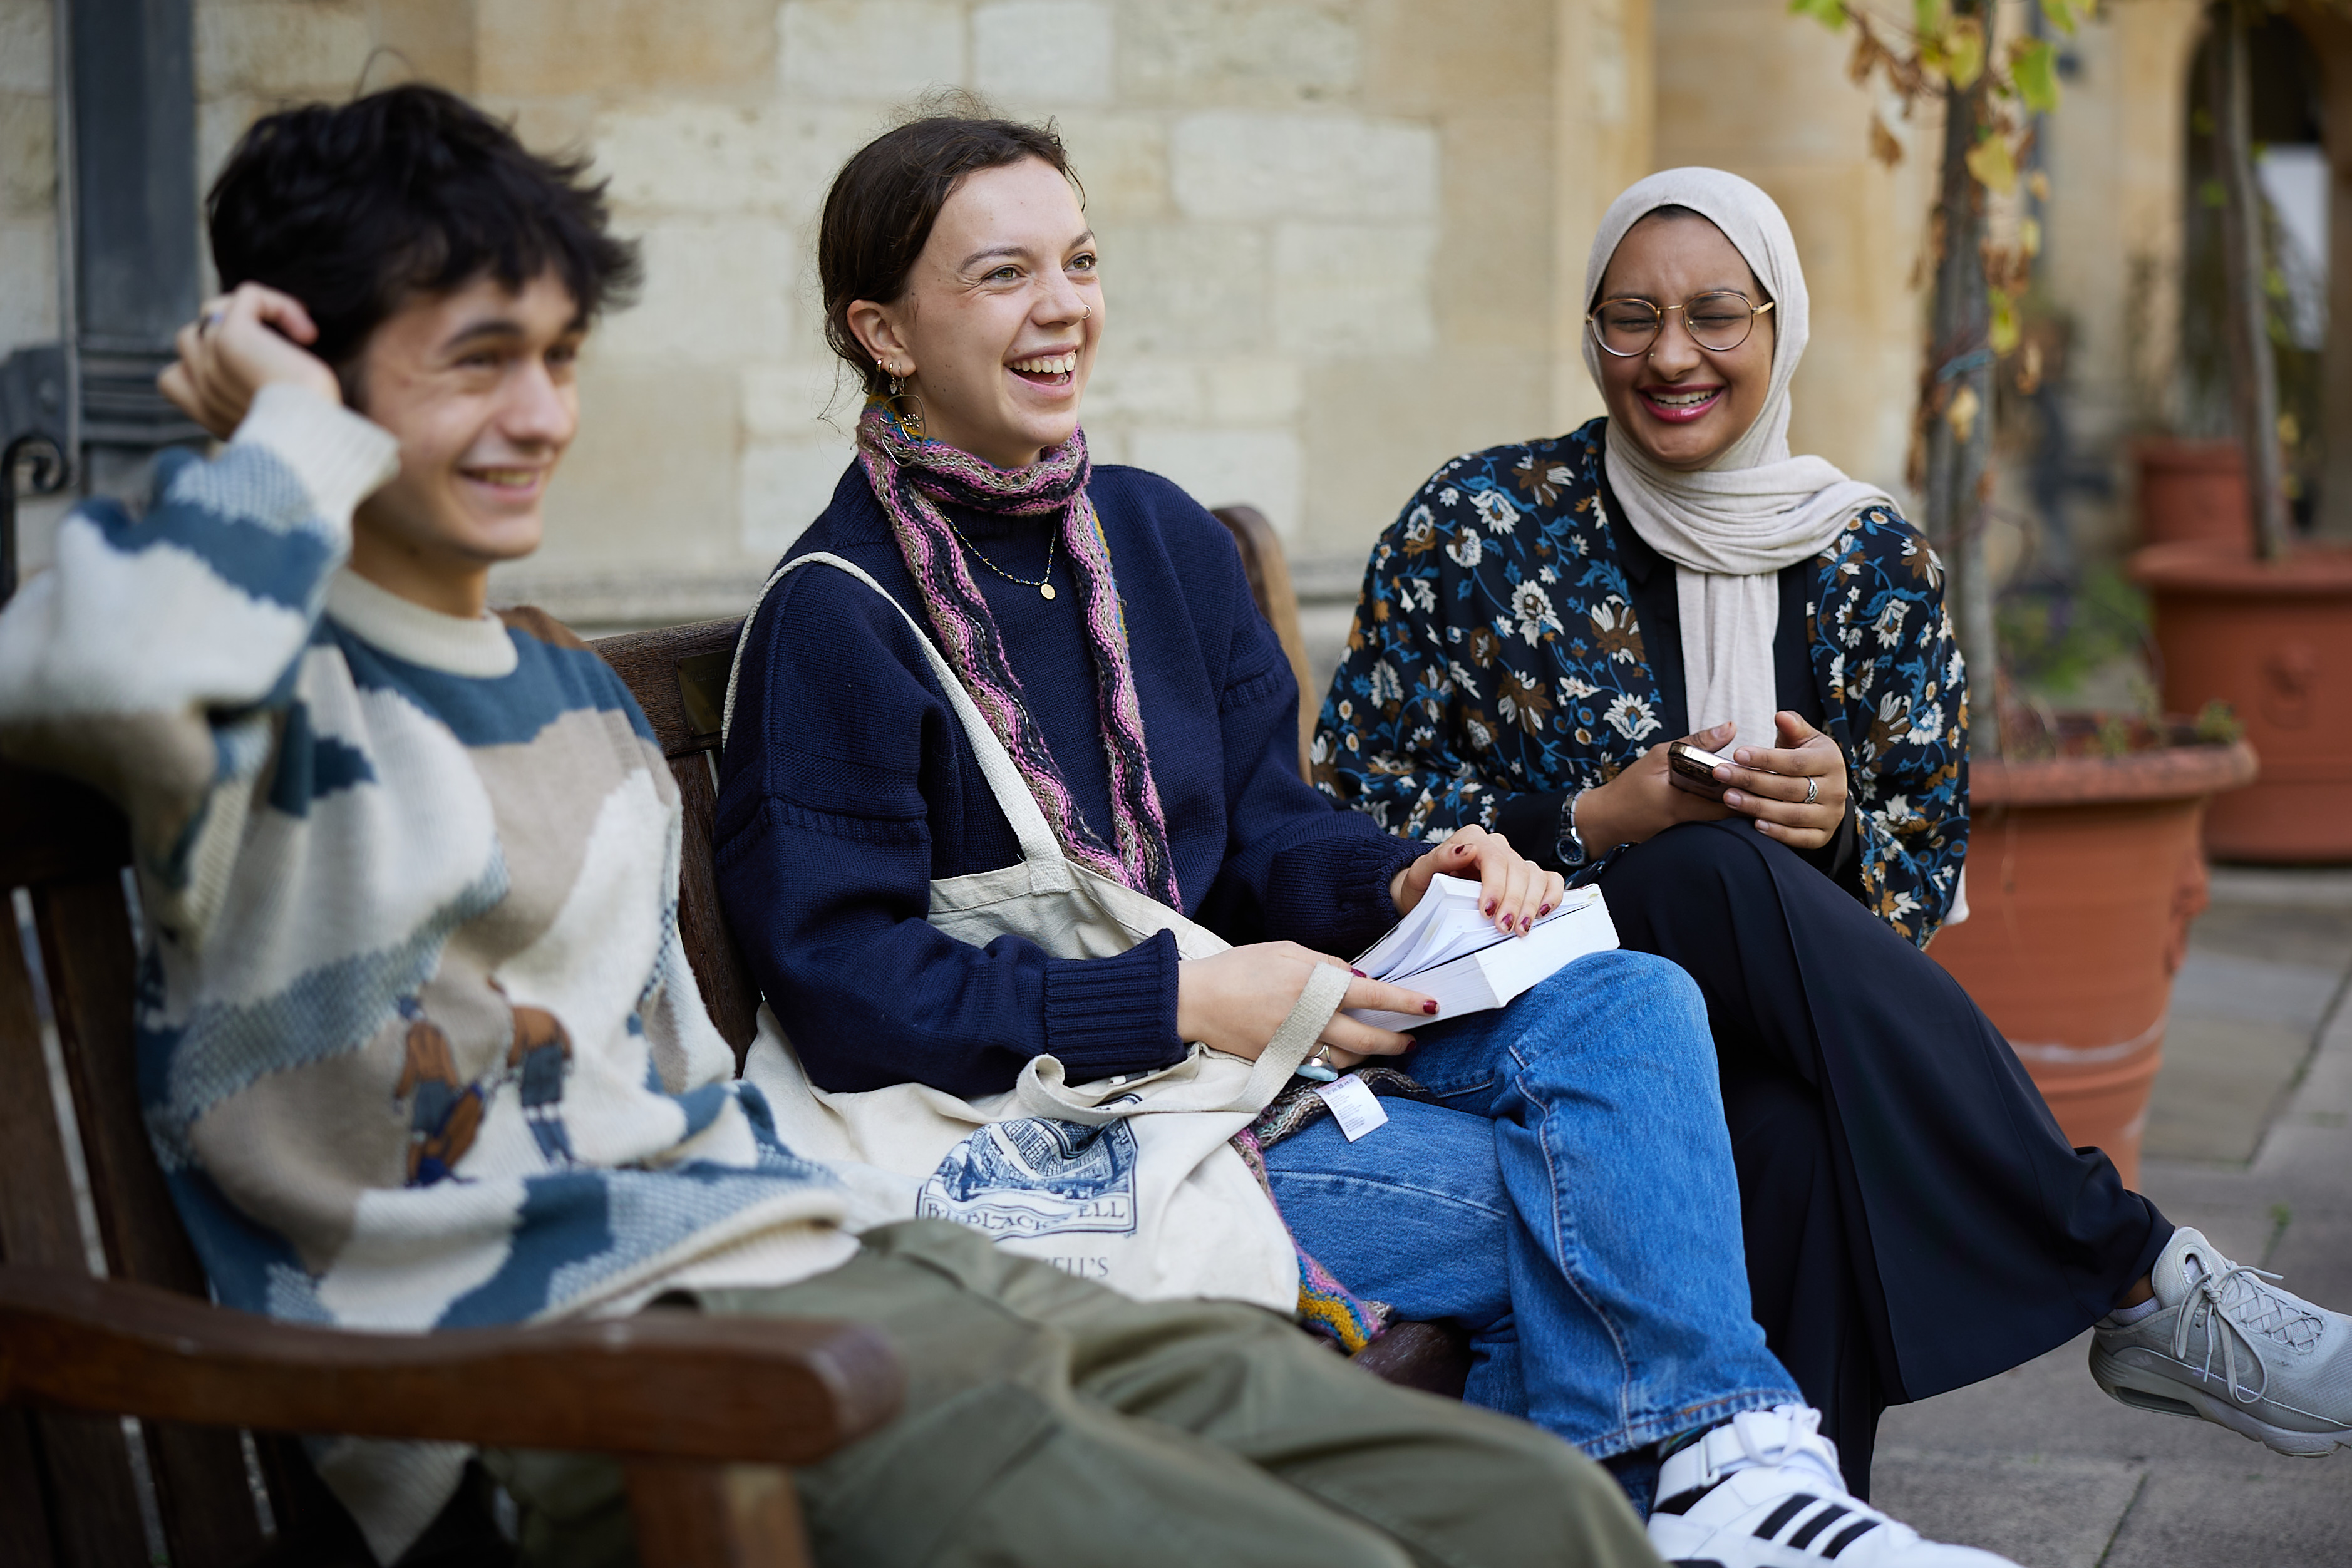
[1341,874,1619,1032]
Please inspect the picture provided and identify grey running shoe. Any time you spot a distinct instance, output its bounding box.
[2089,1225,2351,1457]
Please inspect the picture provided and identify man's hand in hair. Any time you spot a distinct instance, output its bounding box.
[159,282,342,439]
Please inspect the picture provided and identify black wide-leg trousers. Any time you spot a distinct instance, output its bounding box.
[1595,818,2173,1496]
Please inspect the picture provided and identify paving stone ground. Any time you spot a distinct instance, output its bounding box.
[1875,868,2352,1567]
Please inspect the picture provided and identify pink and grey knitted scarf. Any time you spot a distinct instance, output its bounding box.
[859,405,1180,907]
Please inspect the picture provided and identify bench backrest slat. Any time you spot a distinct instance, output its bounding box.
[593,616,765,1064]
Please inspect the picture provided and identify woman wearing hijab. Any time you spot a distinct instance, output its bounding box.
[720,115,2043,1567]
[1318,168,2352,1493]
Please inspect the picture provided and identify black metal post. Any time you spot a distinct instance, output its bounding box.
[68,0,205,477]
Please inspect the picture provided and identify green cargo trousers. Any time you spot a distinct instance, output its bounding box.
[486,1220,1657,1568]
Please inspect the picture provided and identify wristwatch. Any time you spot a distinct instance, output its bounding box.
[1554,788,1589,870]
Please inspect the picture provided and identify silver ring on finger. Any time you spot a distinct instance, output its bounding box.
[199,309,226,333]
[1803,775,1820,807]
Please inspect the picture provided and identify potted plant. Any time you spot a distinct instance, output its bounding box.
[2130,0,2352,860]
[1800,0,2265,1178]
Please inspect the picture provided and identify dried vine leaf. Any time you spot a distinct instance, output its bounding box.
[1870,115,1904,165]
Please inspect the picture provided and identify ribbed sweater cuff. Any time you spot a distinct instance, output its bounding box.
[1326,832,1425,937]
[1042,928,1187,1075]
[235,384,401,525]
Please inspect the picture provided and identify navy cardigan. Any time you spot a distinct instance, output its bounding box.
[715,460,1421,1099]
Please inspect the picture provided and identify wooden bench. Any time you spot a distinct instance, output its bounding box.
[0,505,1462,1568]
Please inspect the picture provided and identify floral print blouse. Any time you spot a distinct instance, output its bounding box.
[1313,418,1969,947]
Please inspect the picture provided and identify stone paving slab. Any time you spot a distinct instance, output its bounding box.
[1870,1450,2145,1568]
[2148,1016,2314,1164]
[2167,950,2343,1030]
[2102,1460,2352,1568]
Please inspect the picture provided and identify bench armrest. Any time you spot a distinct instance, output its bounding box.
[0,1266,902,1465]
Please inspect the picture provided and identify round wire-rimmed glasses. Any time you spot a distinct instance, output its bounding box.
[1587,291,1774,357]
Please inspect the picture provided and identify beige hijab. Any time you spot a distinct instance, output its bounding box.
[1582,168,1895,750]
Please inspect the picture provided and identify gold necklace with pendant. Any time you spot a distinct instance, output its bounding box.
[947,517,1059,599]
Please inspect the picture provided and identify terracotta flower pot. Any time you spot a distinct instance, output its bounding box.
[1929,732,2258,1188]
[2135,438,2251,553]
[2132,542,2352,861]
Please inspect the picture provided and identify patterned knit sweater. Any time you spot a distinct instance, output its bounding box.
[0,387,856,1346]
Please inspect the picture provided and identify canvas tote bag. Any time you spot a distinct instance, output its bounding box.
[721,554,1346,1312]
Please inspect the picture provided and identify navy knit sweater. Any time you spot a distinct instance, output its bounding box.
[716,460,1423,1099]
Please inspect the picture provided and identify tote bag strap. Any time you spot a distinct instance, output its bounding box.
[725,552,1065,875]
[1013,961,1347,1124]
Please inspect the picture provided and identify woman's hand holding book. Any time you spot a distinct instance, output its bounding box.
[1388,824,1564,936]
[1176,944,1436,1070]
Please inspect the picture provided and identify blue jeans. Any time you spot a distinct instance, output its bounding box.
[1264,949,1800,1491]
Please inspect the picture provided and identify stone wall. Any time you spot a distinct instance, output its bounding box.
[0,0,2229,614]
[513,0,1604,609]
[178,0,1648,615]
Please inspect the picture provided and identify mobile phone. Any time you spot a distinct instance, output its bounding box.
[1668,741,1735,802]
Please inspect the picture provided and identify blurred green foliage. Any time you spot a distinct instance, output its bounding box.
[1996,567,2149,701]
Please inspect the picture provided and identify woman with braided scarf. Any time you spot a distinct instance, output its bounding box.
[715,110,2016,1565]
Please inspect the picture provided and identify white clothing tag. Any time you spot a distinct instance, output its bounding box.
[1314,1073,1390,1142]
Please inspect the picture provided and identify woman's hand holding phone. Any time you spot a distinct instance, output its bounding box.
[1712,711,1850,850]
[1571,721,1739,853]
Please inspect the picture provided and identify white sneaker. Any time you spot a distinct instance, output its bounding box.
[2089,1225,2351,1457]
[1645,1406,2016,1567]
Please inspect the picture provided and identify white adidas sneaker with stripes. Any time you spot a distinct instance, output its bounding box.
[1645,1406,2016,1568]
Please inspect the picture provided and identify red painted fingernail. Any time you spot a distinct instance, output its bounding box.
[1350,967,1366,977]
[1483,902,1495,917]
[1423,999,1439,1014]
[1539,903,1553,916]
